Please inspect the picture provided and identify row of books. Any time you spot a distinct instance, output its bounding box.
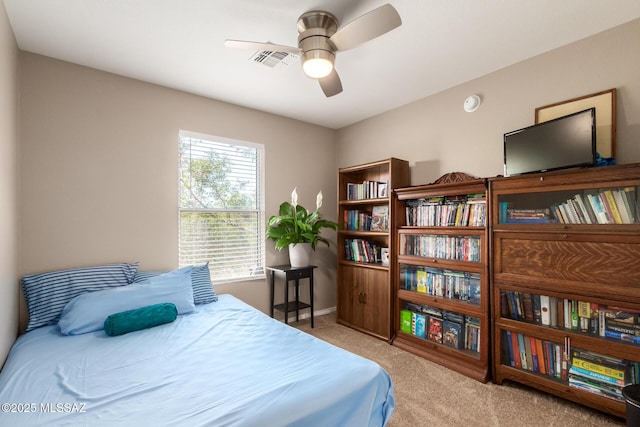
[499,187,639,225]
[551,188,638,224]
[343,238,386,264]
[346,180,389,201]
[499,206,552,224]
[400,234,481,262]
[405,194,487,227]
[502,330,568,380]
[344,206,389,232]
[501,291,640,345]
[400,303,480,352]
[502,332,640,401]
[569,349,640,401]
[400,266,481,304]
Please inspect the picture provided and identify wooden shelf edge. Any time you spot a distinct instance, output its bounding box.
[338,260,389,271]
[339,197,390,205]
[393,336,490,383]
[495,366,626,419]
[397,289,484,316]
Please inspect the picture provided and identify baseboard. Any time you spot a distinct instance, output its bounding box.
[274,306,336,322]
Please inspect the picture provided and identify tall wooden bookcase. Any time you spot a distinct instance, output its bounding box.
[490,163,640,418]
[391,172,490,382]
[336,158,410,340]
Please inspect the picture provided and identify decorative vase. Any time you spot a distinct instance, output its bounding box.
[289,243,312,268]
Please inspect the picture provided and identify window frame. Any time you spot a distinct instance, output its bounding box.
[178,130,266,283]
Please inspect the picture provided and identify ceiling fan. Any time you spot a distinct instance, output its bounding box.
[224,3,402,97]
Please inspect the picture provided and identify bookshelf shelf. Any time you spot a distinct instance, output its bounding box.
[489,163,640,419]
[391,174,490,383]
[336,158,410,341]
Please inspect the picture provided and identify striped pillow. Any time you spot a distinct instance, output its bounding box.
[133,263,218,305]
[22,263,139,332]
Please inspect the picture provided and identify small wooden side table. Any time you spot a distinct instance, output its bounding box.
[266,265,317,328]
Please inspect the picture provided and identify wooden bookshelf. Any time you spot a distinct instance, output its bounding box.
[336,158,410,340]
[391,172,490,382]
[489,163,640,419]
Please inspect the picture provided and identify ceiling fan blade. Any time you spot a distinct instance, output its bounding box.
[319,69,343,97]
[224,39,301,54]
[329,4,401,52]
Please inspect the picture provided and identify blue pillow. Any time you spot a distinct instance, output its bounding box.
[22,262,139,332]
[104,303,178,337]
[58,266,195,336]
[133,263,218,305]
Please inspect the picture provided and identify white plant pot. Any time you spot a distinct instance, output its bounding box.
[289,243,312,268]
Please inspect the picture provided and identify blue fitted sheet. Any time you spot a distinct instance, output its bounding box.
[0,294,394,426]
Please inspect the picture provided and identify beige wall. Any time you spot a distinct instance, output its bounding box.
[0,2,19,365]
[12,17,640,343]
[18,53,338,331]
[337,18,640,184]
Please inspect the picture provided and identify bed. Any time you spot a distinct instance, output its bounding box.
[0,264,395,426]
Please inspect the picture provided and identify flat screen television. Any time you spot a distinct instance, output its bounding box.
[503,107,596,176]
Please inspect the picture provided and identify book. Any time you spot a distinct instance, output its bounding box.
[416,270,427,294]
[602,190,623,224]
[570,300,579,330]
[574,193,595,224]
[556,298,564,329]
[507,291,520,320]
[567,199,585,224]
[613,189,632,224]
[549,297,557,328]
[586,193,610,224]
[427,316,443,343]
[606,319,640,336]
[370,205,389,231]
[532,294,542,324]
[540,295,551,326]
[529,336,540,373]
[573,349,628,368]
[578,301,591,332]
[522,293,534,322]
[623,186,639,222]
[509,331,521,368]
[524,336,534,372]
[442,320,462,349]
[400,309,412,334]
[414,313,427,339]
[517,333,527,370]
[536,338,546,375]
[589,303,600,335]
[605,330,640,344]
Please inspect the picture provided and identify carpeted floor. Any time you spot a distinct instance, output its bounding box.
[292,313,626,427]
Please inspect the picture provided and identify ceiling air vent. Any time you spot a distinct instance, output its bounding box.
[249,50,298,68]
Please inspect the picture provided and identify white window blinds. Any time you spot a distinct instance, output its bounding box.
[179,131,265,282]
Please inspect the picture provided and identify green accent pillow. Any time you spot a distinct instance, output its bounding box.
[104,303,177,336]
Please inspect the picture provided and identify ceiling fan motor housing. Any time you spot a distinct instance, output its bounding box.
[297,11,338,76]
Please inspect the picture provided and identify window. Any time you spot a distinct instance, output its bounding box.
[179,131,265,282]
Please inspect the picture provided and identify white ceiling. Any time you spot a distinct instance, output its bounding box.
[4,0,640,129]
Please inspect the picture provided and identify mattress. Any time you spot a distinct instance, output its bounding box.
[0,294,395,426]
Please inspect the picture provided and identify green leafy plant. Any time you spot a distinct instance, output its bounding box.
[267,188,340,250]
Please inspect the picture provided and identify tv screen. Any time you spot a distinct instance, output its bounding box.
[503,107,596,176]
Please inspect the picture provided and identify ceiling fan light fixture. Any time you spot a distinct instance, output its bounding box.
[302,50,334,79]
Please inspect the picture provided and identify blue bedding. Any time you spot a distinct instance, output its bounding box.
[0,294,394,426]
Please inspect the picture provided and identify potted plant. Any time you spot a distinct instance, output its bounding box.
[267,188,340,267]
